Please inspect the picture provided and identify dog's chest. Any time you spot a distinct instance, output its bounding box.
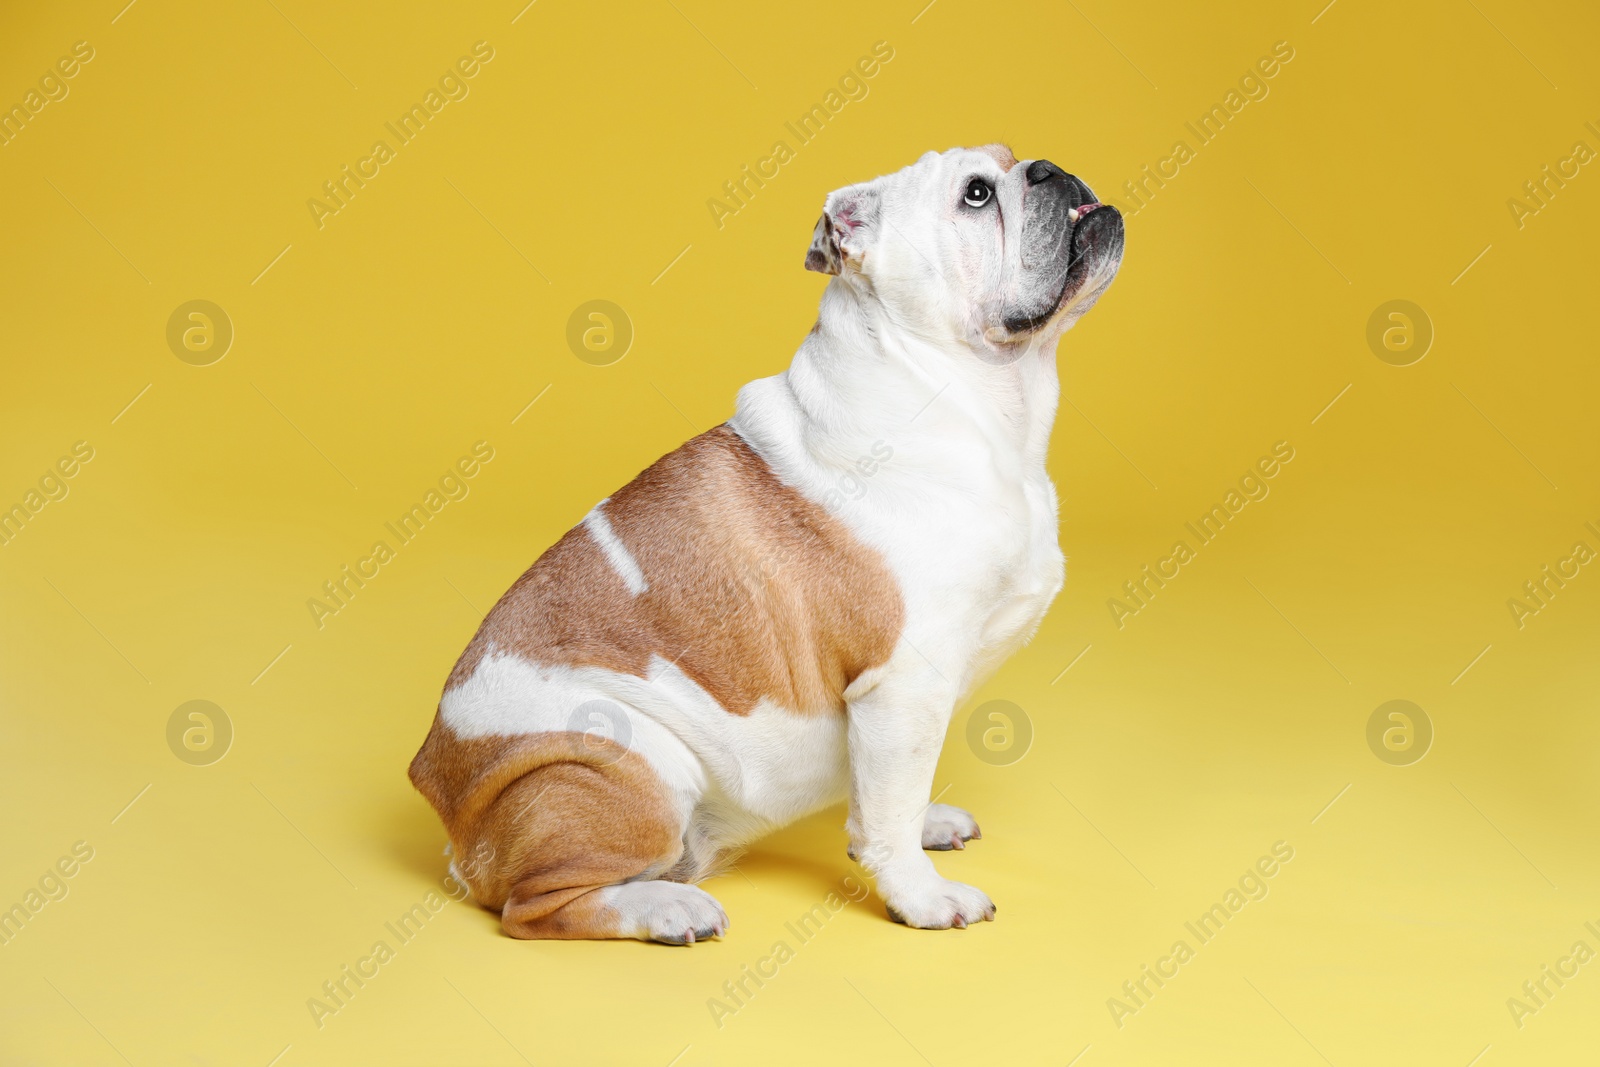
[888,463,1065,666]
[974,472,1065,654]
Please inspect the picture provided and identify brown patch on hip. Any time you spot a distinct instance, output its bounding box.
[409,724,686,939]
[443,424,903,716]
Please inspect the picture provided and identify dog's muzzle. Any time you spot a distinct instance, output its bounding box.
[996,159,1123,337]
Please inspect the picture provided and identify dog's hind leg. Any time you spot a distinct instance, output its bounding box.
[507,878,728,944]
[419,731,725,943]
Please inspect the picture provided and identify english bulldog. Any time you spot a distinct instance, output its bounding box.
[409,145,1125,941]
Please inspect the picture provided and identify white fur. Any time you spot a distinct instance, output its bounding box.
[581,499,648,594]
[731,333,1060,921]
[441,651,849,854]
[597,881,727,943]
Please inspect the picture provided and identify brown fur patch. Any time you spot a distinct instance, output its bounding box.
[408,424,903,938]
[444,424,903,716]
[974,143,1018,172]
[409,725,683,939]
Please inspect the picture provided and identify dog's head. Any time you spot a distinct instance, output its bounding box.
[806,145,1124,362]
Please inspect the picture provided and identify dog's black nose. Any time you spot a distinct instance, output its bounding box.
[1028,160,1099,208]
[1026,159,1062,185]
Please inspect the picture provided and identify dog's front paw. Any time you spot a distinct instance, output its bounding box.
[922,803,981,851]
[883,876,995,930]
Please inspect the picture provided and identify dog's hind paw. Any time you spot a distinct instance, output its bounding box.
[603,881,729,945]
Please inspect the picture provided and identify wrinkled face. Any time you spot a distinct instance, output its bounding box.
[806,145,1125,362]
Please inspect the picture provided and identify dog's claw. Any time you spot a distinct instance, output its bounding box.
[922,804,982,852]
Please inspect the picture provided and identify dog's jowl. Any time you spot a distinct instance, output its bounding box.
[409,145,1126,942]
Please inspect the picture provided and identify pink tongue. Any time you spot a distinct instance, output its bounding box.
[1072,202,1103,220]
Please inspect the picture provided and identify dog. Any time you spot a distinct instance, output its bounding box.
[409,145,1125,941]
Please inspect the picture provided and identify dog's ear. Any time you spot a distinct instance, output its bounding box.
[804,213,842,275]
[804,183,881,276]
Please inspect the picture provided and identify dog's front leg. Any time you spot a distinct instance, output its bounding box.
[846,677,996,929]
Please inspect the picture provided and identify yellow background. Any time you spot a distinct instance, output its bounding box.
[2,0,1597,1064]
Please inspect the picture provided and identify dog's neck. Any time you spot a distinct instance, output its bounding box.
[732,280,1062,500]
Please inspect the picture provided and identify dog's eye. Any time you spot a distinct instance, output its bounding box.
[963,179,993,208]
